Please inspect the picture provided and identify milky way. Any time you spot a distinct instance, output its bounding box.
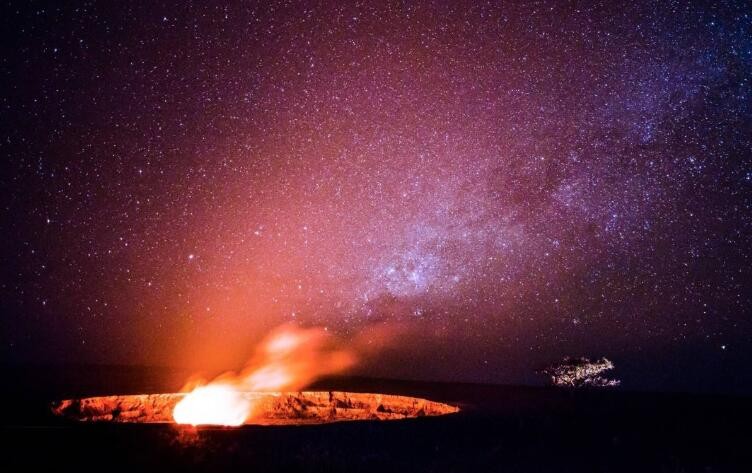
[2,1,751,392]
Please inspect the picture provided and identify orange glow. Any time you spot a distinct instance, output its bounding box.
[173,325,356,426]
[172,384,249,426]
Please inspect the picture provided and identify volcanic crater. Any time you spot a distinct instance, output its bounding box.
[51,391,459,425]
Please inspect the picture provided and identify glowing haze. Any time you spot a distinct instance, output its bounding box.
[2,1,751,393]
[173,325,355,426]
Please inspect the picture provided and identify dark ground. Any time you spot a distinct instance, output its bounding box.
[1,364,750,472]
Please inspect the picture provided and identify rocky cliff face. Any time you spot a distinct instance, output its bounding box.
[51,391,459,425]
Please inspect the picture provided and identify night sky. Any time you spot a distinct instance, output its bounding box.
[2,1,751,394]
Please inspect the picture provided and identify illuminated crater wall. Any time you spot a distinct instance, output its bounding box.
[52,391,459,425]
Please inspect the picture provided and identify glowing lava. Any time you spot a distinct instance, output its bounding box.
[172,384,249,426]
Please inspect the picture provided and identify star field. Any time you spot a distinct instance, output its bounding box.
[2,1,751,392]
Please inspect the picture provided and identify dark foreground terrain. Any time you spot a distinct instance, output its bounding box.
[1,365,750,472]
